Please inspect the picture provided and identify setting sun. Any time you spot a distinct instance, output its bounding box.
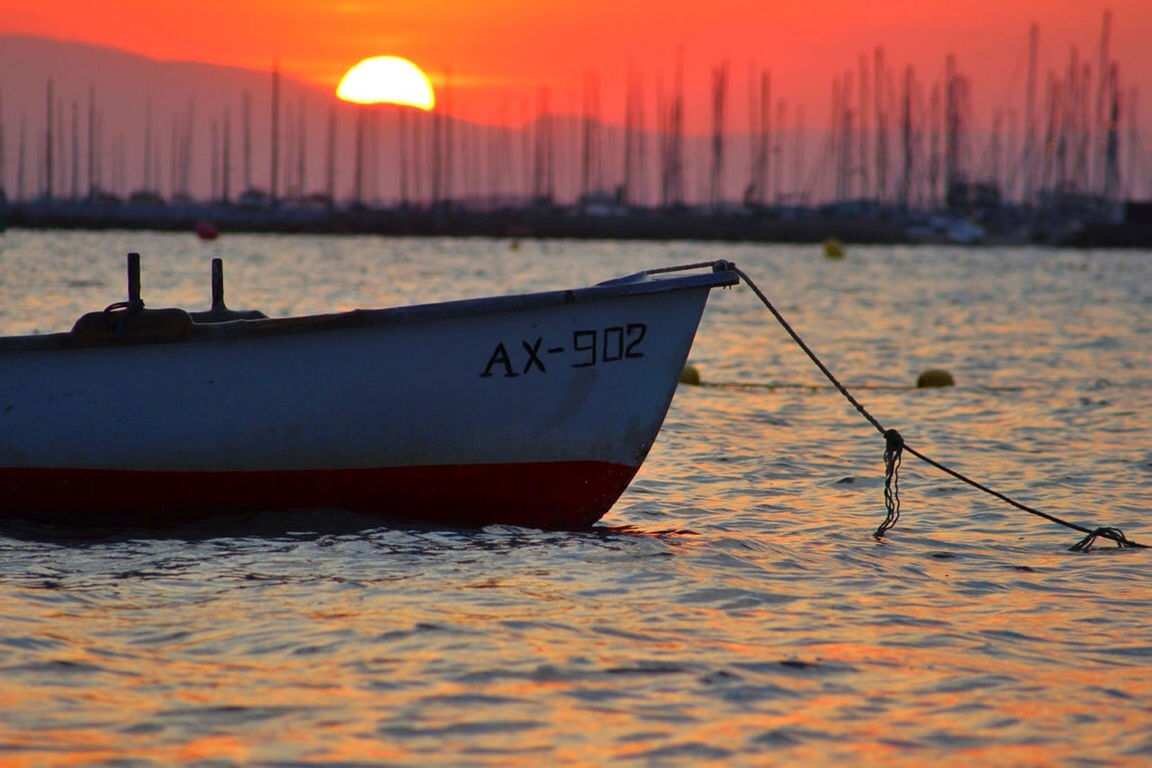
[336,56,435,109]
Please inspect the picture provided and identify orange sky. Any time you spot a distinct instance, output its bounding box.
[2,0,1149,132]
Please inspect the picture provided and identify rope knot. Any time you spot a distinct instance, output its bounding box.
[875,428,904,539]
[884,428,904,457]
[1070,526,1145,552]
[103,298,145,340]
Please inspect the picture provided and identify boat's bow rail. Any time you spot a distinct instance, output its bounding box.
[0,256,739,351]
[597,259,738,286]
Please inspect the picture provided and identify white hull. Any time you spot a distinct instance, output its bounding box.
[0,260,737,527]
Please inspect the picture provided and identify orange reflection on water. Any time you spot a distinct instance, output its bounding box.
[4,574,1152,767]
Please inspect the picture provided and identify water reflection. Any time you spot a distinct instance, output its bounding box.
[2,234,1151,765]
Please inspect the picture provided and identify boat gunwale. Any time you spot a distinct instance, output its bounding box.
[0,262,739,351]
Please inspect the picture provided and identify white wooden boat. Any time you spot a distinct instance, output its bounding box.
[0,255,737,529]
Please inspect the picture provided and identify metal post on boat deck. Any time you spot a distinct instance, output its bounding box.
[211,258,225,312]
[126,252,142,308]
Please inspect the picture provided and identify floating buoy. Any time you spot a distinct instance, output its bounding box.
[917,369,955,388]
[679,364,701,386]
[195,219,219,240]
[822,237,844,259]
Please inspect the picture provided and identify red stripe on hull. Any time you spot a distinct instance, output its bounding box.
[0,461,639,530]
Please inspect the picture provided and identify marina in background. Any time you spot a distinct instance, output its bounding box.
[1,12,1150,247]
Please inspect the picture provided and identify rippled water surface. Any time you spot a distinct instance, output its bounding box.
[2,231,1151,766]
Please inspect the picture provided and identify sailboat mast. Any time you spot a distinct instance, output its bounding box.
[670,49,684,206]
[0,88,4,195]
[622,66,636,206]
[874,47,887,204]
[297,97,306,197]
[182,99,194,197]
[1103,63,1120,201]
[70,100,79,199]
[270,64,280,201]
[1023,23,1038,207]
[18,117,26,201]
[772,100,785,205]
[211,119,219,201]
[708,60,727,208]
[222,106,231,202]
[944,54,959,197]
[45,79,54,200]
[325,105,335,204]
[581,70,594,200]
[242,90,252,192]
[1094,9,1112,195]
[399,107,409,205]
[87,87,96,198]
[929,81,940,207]
[354,106,365,205]
[858,53,870,201]
[901,66,913,209]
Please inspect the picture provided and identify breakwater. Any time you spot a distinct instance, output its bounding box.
[4,198,1151,247]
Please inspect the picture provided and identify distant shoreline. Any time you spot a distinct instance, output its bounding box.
[3,199,1150,248]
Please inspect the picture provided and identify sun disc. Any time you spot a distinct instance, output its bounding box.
[337,56,435,110]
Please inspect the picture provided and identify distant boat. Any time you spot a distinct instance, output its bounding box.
[905,215,987,245]
[945,218,986,245]
[0,255,737,529]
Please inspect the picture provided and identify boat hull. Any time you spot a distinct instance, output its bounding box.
[0,264,736,528]
[0,461,636,529]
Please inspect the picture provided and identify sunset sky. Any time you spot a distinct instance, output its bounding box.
[2,0,1149,132]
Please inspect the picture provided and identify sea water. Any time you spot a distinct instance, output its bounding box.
[1,231,1150,766]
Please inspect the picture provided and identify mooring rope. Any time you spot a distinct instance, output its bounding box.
[103,297,145,340]
[725,263,1145,552]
